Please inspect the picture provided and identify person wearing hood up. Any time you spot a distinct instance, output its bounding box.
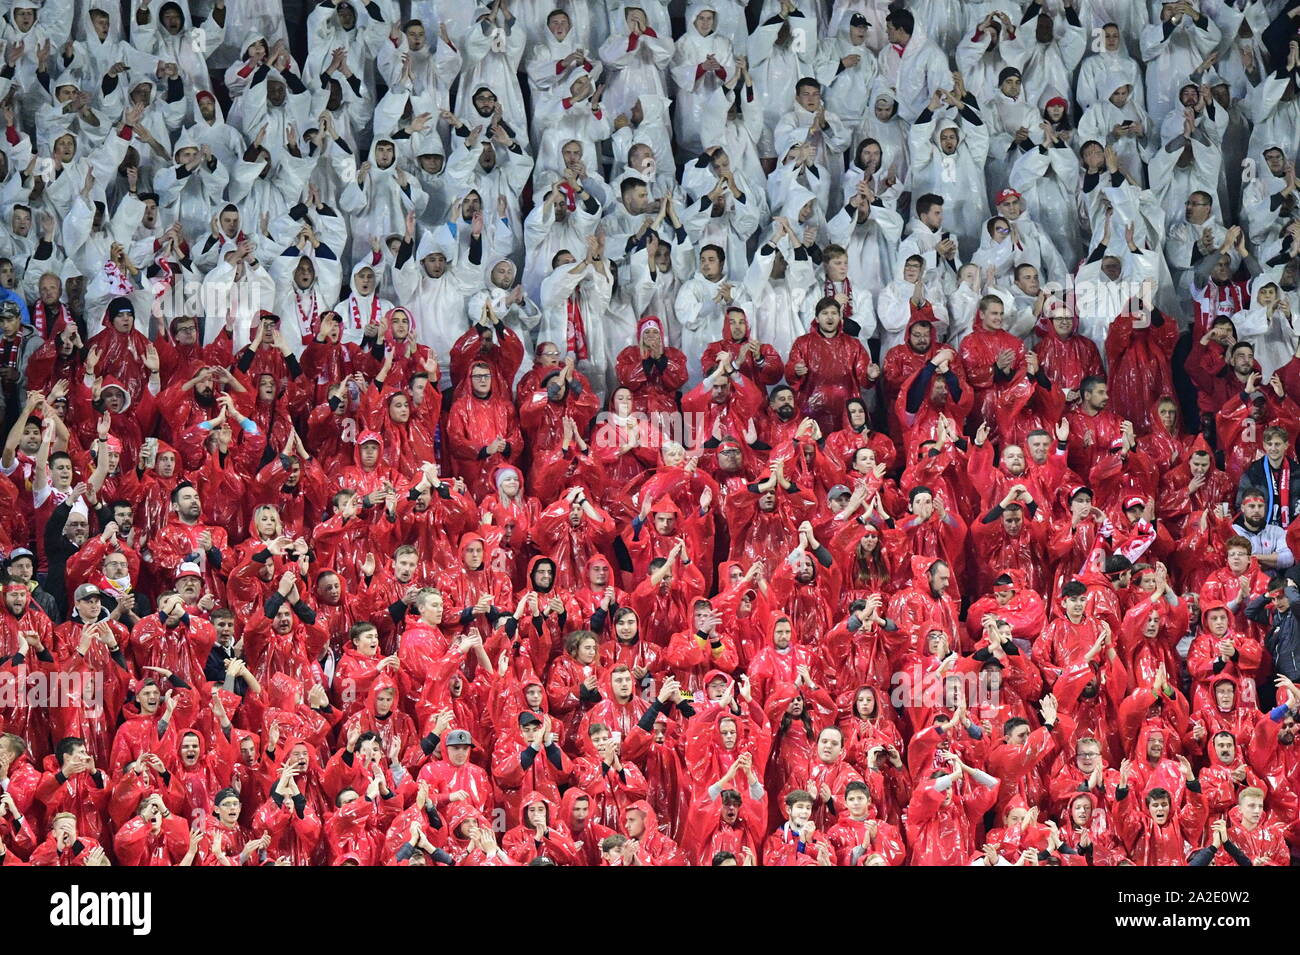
[1141,0,1221,127]
[617,798,687,865]
[539,237,615,397]
[338,137,427,262]
[904,750,1000,865]
[153,137,231,246]
[1113,749,1205,864]
[669,4,735,156]
[598,4,674,122]
[502,789,581,864]
[681,146,762,292]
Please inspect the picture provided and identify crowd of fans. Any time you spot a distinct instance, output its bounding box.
[1,0,1300,867]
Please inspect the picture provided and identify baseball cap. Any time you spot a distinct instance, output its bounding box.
[445,729,474,747]
[827,484,852,500]
[1068,485,1093,503]
[177,561,202,579]
[994,188,1021,206]
[1123,495,1146,511]
[849,12,868,27]
[74,583,104,601]
[358,430,382,446]
[6,547,33,563]
[518,711,542,727]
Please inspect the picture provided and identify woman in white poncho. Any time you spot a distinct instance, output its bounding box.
[852,82,910,188]
[1008,111,1083,267]
[670,3,736,156]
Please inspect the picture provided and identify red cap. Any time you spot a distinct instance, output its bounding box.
[357,430,381,446]
[1123,495,1145,511]
[994,189,1021,205]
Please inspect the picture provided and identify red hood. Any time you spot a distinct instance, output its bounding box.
[623,798,660,836]
[352,430,382,469]
[908,555,943,592]
[526,554,557,594]
[1033,301,1078,340]
[559,786,594,827]
[457,532,487,570]
[516,789,558,827]
[267,673,303,709]
[636,315,665,345]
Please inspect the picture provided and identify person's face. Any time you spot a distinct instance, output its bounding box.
[640,325,663,353]
[216,795,241,824]
[9,207,32,238]
[1150,404,1178,437]
[6,556,33,583]
[981,302,1005,330]
[214,615,235,641]
[939,128,958,154]
[817,729,842,763]
[375,141,395,169]
[706,677,728,701]
[406,23,426,50]
[1148,795,1171,825]
[653,512,676,536]
[532,561,554,591]
[459,540,483,571]
[65,512,89,545]
[816,305,841,335]
[770,390,795,420]
[180,733,201,766]
[353,628,379,657]
[796,82,822,112]
[292,256,317,290]
[354,267,377,295]
[1242,494,1268,525]
[1265,433,1289,461]
[693,8,715,34]
[611,669,634,701]
[929,564,950,596]
[472,89,497,116]
[1084,383,1109,411]
[470,367,492,398]
[50,454,73,488]
[718,718,738,750]
[547,10,571,40]
[273,603,294,634]
[1231,346,1255,376]
[1002,508,1024,536]
[1237,794,1264,828]
[498,472,520,497]
[175,487,202,521]
[615,611,637,641]
[0,312,19,340]
[1185,193,1212,224]
[700,249,722,281]
[526,802,549,831]
[0,584,29,615]
[412,251,446,282]
[788,799,813,827]
[625,809,646,839]
[219,210,240,237]
[1008,722,1032,746]
[1015,267,1040,297]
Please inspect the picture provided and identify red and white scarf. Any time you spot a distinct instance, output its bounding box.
[349,293,379,331]
[30,299,68,339]
[297,289,319,336]
[566,293,589,361]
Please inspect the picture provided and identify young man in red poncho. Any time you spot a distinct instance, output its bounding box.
[1113,753,1206,865]
[785,296,877,436]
